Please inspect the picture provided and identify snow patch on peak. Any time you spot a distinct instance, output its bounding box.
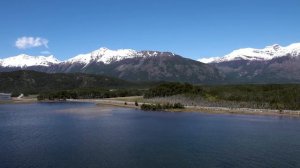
[266,44,282,51]
[199,43,300,63]
[140,51,159,57]
[198,57,220,63]
[0,54,61,67]
[140,51,176,57]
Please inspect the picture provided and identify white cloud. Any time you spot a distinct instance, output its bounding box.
[40,50,51,55]
[15,36,48,49]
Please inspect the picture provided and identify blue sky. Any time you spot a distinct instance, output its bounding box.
[0,0,299,60]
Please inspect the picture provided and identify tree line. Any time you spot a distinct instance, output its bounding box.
[144,83,300,110]
[37,88,144,100]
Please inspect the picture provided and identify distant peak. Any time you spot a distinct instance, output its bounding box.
[199,42,300,63]
[0,54,61,67]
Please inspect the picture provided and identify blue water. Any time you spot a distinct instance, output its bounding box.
[0,102,300,168]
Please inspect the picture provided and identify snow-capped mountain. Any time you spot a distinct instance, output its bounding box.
[199,43,300,83]
[0,54,61,67]
[199,43,300,63]
[65,48,174,65]
[56,49,219,83]
[66,48,142,64]
[0,48,173,68]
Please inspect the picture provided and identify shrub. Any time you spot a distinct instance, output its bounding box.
[173,103,184,109]
[141,103,185,111]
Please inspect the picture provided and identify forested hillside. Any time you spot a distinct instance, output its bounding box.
[0,70,137,95]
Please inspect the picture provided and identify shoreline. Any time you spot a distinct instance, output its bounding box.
[2,97,300,117]
[68,98,300,117]
[0,98,37,104]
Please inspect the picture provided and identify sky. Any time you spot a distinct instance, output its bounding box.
[0,0,300,60]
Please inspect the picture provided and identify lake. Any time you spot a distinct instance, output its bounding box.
[0,102,300,168]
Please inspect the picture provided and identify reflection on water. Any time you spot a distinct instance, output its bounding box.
[0,102,300,168]
[54,105,115,118]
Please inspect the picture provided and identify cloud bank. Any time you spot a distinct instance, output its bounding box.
[15,37,48,49]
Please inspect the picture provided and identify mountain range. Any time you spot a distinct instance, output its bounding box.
[1,42,300,84]
[0,48,222,84]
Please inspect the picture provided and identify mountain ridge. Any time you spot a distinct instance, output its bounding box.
[0,48,177,67]
[199,43,300,63]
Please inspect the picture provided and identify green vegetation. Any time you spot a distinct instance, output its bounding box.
[37,88,144,101]
[135,101,139,106]
[144,83,300,110]
[141,103,184,111]
[144,82,202,98]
